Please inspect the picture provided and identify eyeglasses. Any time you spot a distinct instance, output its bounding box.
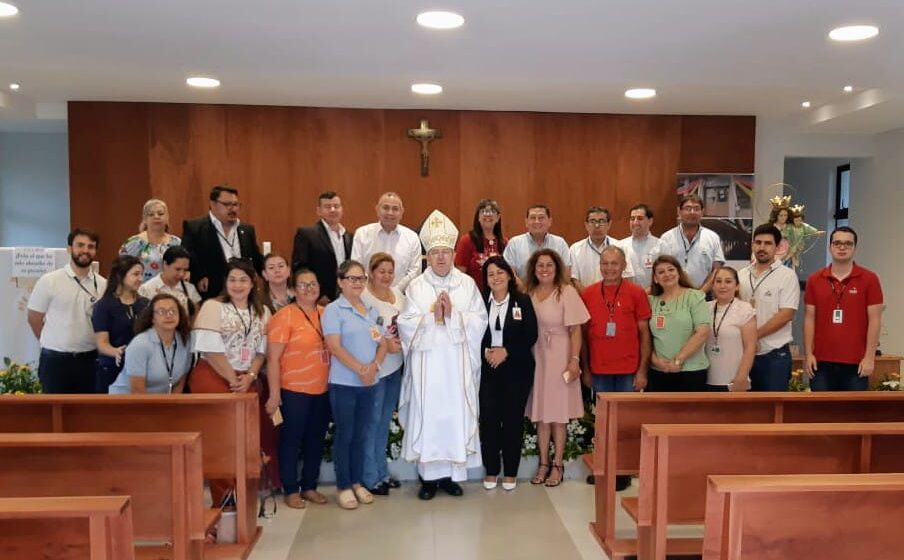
[831,240,855,248]
[587,219,609,226]
[681,205,703,213]
[297,281,320,290]
[342,275,367,284]
[216,200,241,209]
[154,308,179,318]
[480,208,499,216]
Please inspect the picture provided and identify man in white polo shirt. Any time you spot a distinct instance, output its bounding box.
[27,228,108,393]
[351,192,422,292]
[569,206,634,288]
[503,204,572,283]
[660,193,724,292]
[738,224,799,391]
[618,203,662,291]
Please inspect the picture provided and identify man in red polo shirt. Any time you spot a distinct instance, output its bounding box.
[803,226,884,391]
[581,245,651,489]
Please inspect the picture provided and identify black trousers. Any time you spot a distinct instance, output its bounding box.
[646,368,708,392]
[38,348,97,394]
[479,363,533,478]
[95,362,122,394]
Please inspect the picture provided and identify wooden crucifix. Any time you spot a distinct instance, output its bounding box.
[407,119,442,177]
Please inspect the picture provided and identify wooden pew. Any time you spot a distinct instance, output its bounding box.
[588,392,904,559]
[0,432,205,560]
[0,495,135,560]
[636,422,904,560]
[703,473,904,560]
[0,394,261,557]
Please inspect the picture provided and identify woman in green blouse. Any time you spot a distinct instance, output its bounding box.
[647,255,711,391]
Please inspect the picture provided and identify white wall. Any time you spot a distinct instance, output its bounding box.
[754,119,875,225]
[0,131,70,247]
[850,127,904,354]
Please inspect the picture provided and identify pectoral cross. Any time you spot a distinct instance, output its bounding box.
[407,119,442,177]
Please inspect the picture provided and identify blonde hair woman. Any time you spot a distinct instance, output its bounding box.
[120,198,182,282]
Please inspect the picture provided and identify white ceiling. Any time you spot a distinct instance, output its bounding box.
[1,0,902,133]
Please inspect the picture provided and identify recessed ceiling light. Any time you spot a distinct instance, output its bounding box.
[625,88,656,99]
[801,101,811,108]
[186,76,220,88]
[416,11,465,29]
[411,83,442,95]
[843,85,854,93]
[9,82,20,91]
[828,25,879,42]
[0,2,19,17]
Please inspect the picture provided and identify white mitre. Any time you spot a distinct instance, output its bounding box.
[419,209,459,252]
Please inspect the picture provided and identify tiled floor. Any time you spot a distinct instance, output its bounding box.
[247,480,658,560]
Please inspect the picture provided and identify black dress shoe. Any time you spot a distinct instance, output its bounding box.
[615,475,632,491]
[387,477,402,489]
[368,482,390,496]
[437,478,463,496]
[418,481,438,500]
[586,474,595,485]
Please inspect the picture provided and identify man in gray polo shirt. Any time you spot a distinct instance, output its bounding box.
[503,204,572,283]
[738,224,799,391]
[28,228,108,393]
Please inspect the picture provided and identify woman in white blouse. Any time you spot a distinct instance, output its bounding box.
[359,252,406,495]
[189,259,271,505]
[705,267,757,391]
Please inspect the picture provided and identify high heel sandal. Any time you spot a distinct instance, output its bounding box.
[545,463,564,487]
[531,463,550,485]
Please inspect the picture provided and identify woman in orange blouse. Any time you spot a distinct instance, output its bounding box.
[266,268,331,509]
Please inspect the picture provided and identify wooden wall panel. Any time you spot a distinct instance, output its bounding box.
[459,112,535,241]
[678,115,756,173]
[614,115,684,238]
[68,102,151,263]
[69,102,755,268]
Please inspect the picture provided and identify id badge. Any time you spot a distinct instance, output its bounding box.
[240,345,252,363]
[605,321,616,337]
[655,316,666,330]
[833,309,844,324]
[319,347,331,365]
[643,255,653,269]
[512,306,523,321]
[710,344,721,354]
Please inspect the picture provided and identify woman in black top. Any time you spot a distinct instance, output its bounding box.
[479,256,539,491]
[92,255,149,392]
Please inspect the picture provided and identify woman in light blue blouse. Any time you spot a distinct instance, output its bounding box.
[119,199,182,282]
[323,260,387,510]
[109,293,193,394]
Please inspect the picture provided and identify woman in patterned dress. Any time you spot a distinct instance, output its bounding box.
[119,199,182,282]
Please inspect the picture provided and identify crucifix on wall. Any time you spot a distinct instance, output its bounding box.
[407,119,442,177]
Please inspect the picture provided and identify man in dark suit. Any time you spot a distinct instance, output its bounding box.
[291,191,353,304]
[181,185,264,300]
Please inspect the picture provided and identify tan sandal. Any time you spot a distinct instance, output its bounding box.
[302,489,328,504]
[545,464,564,487]
[284,492,305,509]
[337,489,359,510]
[352,485,374,504]
[531,463,550,485]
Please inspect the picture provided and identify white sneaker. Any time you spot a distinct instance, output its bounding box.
[483,479,498,490]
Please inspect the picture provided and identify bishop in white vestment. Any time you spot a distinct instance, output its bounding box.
[398,210,488,498]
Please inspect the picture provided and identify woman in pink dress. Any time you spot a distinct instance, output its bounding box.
[525,249,590,487]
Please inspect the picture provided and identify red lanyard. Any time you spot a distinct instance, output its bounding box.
[601,281,622,318]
